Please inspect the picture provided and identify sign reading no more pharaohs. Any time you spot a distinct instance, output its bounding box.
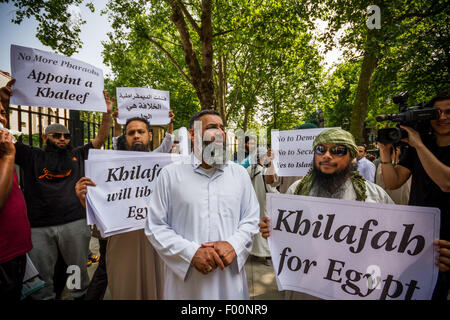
[10,44,106,112]
[116,87,170,125]
[266,193,440,300]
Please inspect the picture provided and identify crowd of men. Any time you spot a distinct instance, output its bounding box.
[0,77,449,300]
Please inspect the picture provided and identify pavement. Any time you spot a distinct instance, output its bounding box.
[62,237,283,300]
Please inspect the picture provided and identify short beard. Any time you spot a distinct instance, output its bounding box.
[311,160,356,198]
[202,141,227,167]
[43,139,74,175]
[44,139,73,153]
[125,141,150,152]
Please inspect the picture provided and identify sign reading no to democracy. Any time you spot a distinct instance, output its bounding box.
[10,44,106,112]
[266,193,440,300]
[271,128,338,177]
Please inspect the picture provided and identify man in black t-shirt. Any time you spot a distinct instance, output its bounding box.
[6,84,113,299]
[379,90,450,300]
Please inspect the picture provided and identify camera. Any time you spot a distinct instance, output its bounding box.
[376,92,439,144]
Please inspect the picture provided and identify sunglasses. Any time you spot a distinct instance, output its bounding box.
[49,133,71,139]
[314,144,348,156]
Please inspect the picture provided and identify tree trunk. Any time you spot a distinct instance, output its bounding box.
[199,0,214,110]
[168,0,214,110]
[216,54,227,125]
[243,105,250,132]
[349,33,379,143]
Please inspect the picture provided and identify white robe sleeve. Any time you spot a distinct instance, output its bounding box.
[145,167,200,281]
[225,167,260,273]
[153,132,174,153]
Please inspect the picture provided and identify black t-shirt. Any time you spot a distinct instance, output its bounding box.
[14,142,93,228]
[398,141,450,241]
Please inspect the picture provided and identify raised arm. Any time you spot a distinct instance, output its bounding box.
[378,142,412,190]
[92,91,113,149]
[0,132,16,210]
[401,125,450,192]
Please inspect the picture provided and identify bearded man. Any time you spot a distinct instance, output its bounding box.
[260,128,394,300]
[144,109,260,299]
[75,116,172,300]
[11,88,113,300]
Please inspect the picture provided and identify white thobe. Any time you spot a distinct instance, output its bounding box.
[357,157,376,182]
[246,164,278,257]
[145,156,260,300]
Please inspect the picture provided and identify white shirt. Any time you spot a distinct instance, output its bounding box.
[145,155,260,299]
[357,157,376,182]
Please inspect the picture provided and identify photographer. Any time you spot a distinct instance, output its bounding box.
[379,90,450,300]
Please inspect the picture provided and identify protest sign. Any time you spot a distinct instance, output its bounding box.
[266,193,440,300]
[10,44,106,112]
[177,127,189,156]
[116,87,170,125]
[85,150,184,237]
[271,128,338,177]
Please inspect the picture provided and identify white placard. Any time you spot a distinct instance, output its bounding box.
[10,44,106,112]
[85,151,177,237]
[266,193,440,300]
[177,127,189,156]
[116,87,170,125]
[271,128,339,177]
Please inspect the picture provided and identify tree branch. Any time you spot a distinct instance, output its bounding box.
[144,35,192,84]
[177,0,201,35]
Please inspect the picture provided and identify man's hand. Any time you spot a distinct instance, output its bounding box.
[103,91,114,114]
[259,216,271,239]
[0,79,15,107]
[377,142,393,162]
[75,177,96,208]
[191,247,225,274]
[400,125,424,149]
[434,240,450,272]
[0,131,15,158]
[167,109,175,134]
[201,241,236,267]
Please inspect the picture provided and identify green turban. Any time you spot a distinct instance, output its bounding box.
[312,128,358,159]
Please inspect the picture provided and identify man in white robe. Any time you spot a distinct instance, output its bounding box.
[246,147,278,260]
[145,110,260,300]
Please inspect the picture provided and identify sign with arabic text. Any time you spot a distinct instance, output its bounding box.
[116,87,170,125]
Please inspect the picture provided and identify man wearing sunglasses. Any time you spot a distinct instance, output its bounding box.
[2,79,114,300]
[379,90,450,300]
[259,127,393,299]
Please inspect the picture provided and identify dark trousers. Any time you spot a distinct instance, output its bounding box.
[0,254,27,300]
[85,239,108,300]
[432,271,450,300]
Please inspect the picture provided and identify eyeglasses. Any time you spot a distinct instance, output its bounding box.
[49,133,71,139]
[314,144,348,156]
[436,108,450,117]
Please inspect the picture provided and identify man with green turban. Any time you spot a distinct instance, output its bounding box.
[259,127,393,300]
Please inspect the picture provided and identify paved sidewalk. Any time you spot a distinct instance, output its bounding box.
[66,238,284,300]
[66,238,449,301]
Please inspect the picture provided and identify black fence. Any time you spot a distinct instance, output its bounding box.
[7,105,113,149]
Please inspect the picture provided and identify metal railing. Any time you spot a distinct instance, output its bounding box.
[7,105,113,149]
